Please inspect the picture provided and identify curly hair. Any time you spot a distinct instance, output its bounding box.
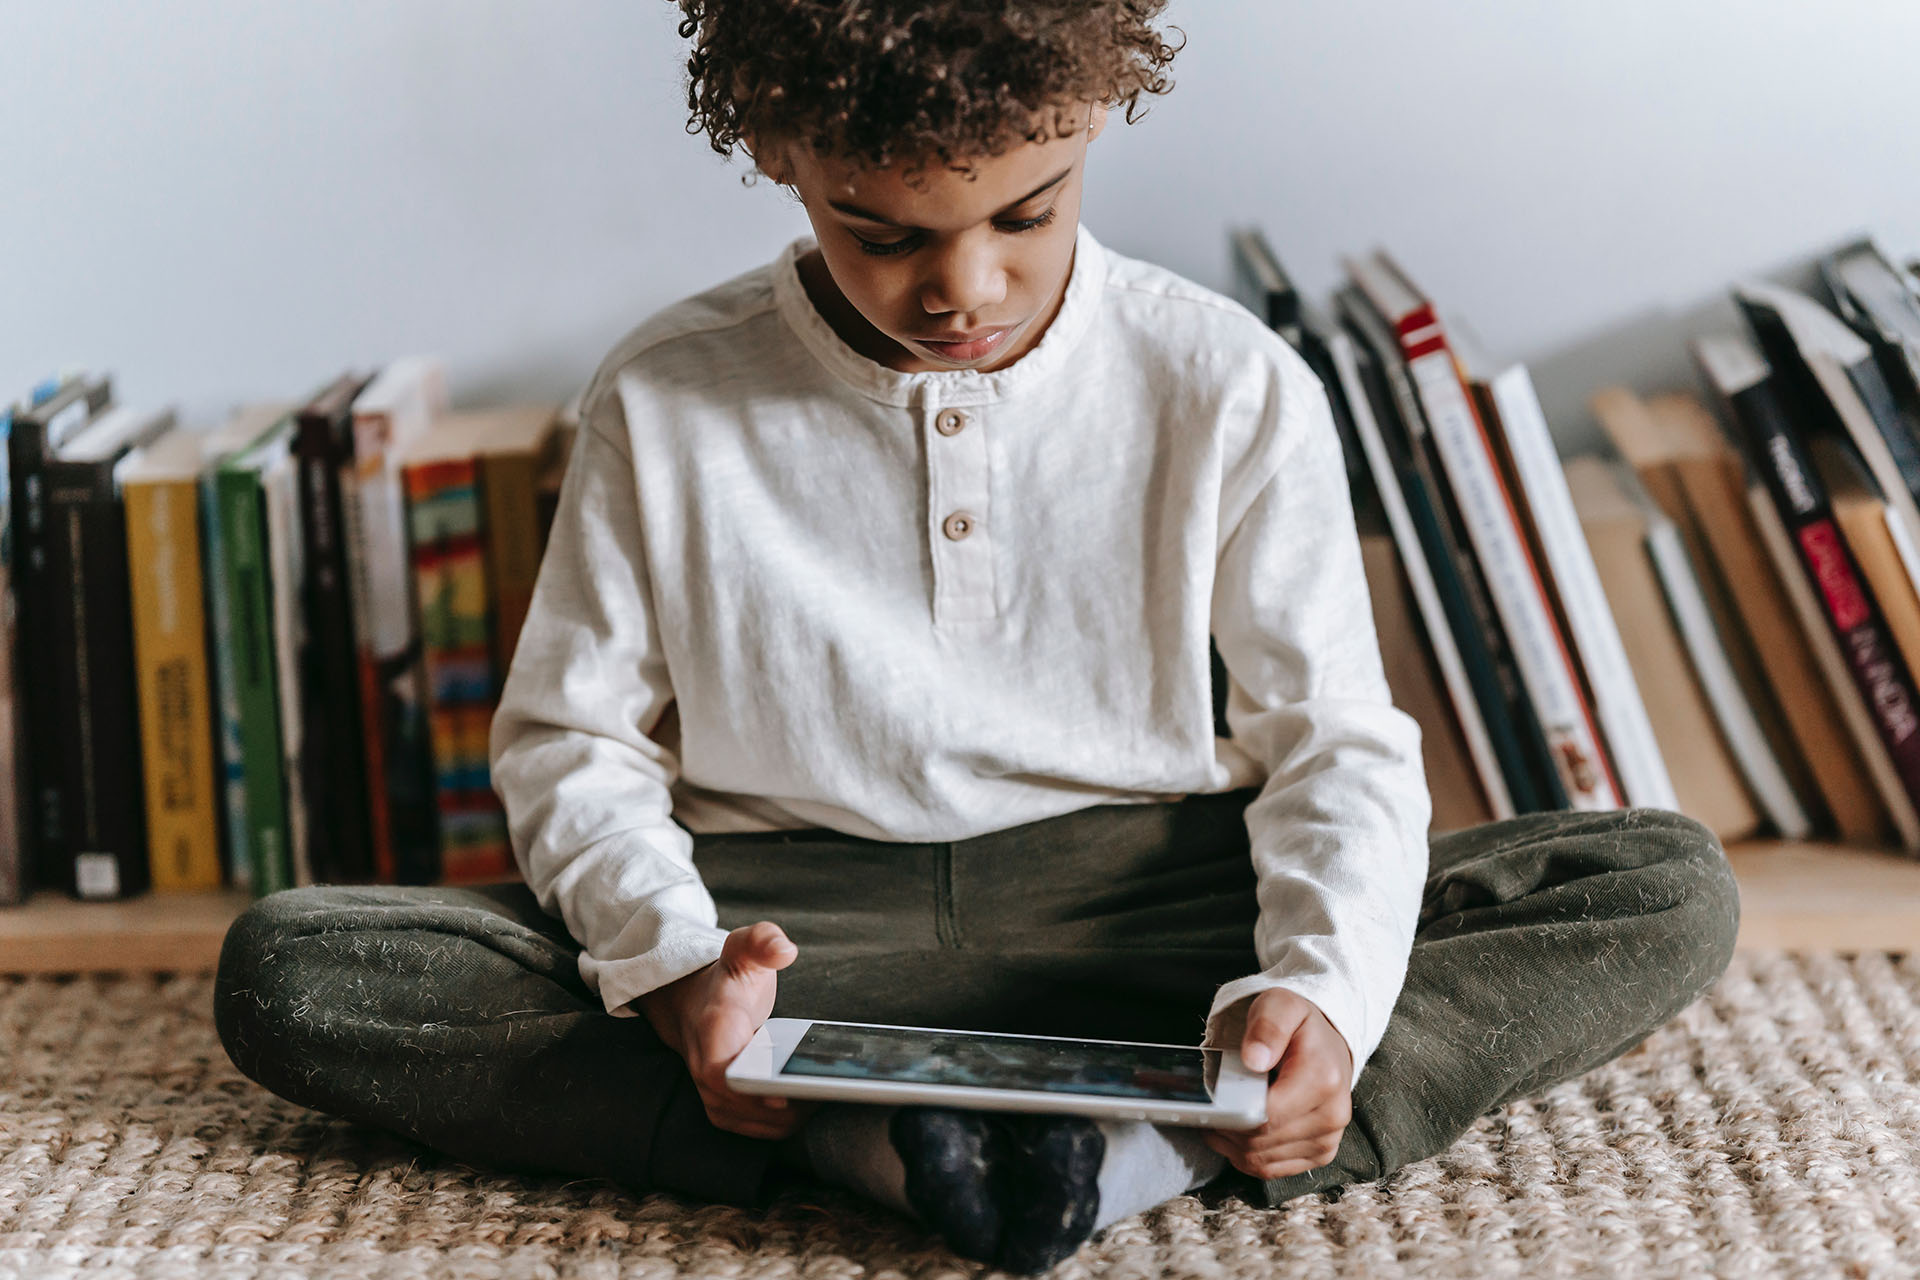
[668,1,1182,179]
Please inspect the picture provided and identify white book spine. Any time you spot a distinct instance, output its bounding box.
[1407,348,1620,810]
[1745,482,1920,850]
[1329,333,1515,820]
[1643,518,1812,838]
[261,455,313,888]
[1490,367,1678,812]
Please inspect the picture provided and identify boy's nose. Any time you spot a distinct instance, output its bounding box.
[919,238,1008,319]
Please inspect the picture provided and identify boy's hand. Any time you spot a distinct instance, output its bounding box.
[1203,989,1353,1181]
[635,921,817,1141]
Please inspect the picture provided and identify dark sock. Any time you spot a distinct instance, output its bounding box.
[989,1112,1106,1274]
[889,1107,1003,1262]
[811,1105,1112,1273]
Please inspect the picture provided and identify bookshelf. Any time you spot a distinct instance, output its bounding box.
[0,840,1911,974]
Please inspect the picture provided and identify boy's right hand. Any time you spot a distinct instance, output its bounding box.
[635,921,813,1141]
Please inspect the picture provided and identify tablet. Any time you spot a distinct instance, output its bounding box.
[725,1018,1269,1128]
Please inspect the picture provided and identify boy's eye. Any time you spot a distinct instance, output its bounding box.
[852,232,920,257]
[850,207,1059,258]
[998,208,1058,234]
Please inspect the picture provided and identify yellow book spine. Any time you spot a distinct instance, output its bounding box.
[125,477,222,890]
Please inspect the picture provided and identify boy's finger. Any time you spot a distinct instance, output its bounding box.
[1249,1094,1351,1146]
[722,921,798,976]
[1240,994,1309,1073]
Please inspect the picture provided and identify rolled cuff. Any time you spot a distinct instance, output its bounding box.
[586,924,731,1018]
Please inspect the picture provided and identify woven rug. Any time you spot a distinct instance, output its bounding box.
[1,951,1917,1280]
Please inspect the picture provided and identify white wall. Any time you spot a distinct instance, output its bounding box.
[5,1,1920,449]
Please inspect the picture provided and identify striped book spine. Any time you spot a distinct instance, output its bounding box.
[405,460,511,881]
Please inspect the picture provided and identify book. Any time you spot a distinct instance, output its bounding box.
[8,373,113,885]
[400,406,560,883]
[1481,368,1676,812]
[0,372,81,903]
[406,455,504,882]
[42,404,176,898]
[1566,456,1761,841]
[1820,438,1920,736]
[1337,285,1555,813]
[1736,281,1920,594]
[344,357,448,884]
[1591,386,1811,834]
[258,437,312,887]
[1358,528,1494,832]
[121,427,225,891]
[1745,478,1910,848]
[1349,251,1619,811]
[1327,322,1513,818]
[1696,331,1920,851]
[1644,392,1887,844]
[206,408,302,896]
[294,373,375,883]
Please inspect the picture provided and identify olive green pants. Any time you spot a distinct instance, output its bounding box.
[213,792,1738,1209]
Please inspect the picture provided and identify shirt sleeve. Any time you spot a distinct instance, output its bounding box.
[488,381,729,1018]
[1201,354,1433,1087]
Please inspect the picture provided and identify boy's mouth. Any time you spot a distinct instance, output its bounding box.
[914,326,1014,362]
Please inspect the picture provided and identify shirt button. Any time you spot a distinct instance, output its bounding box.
[935,408,969,436]
[942,510,978,540]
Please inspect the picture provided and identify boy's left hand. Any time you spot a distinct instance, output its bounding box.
[1203,989,1353,1181]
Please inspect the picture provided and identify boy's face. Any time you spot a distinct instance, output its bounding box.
[763,105,1108,374]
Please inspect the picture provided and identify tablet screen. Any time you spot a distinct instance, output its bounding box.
[779,1022,1214,1103]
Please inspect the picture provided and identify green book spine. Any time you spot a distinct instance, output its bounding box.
[198,469,249,891]
[216,469,291,896]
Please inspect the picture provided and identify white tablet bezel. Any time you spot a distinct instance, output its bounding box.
[724,1017,1269,1129]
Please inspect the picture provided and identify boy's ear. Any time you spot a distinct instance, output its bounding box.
[1087,102,1111,142]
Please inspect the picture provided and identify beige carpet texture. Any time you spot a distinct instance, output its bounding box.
[0,950,1917,1279]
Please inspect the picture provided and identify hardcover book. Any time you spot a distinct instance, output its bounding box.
[8,373,113,885]
[207,408,303,895]
[294,373,375,883]
[343,357,448,884]
[122,427,225,891]
[1482,369,1675,812]
[42,404,176,898]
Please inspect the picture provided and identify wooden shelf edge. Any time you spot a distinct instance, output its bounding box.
[0,888,251,975]
[0,838,1914,975]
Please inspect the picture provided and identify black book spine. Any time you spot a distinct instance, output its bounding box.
[295,411,372,882]
[44,467,149,899]
[8,379,110,889]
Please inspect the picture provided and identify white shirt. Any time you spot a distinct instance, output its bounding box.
[489,224,1432,1083]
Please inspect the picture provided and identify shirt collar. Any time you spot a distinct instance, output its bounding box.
[771,222,1108,408]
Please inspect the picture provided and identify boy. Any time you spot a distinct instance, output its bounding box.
[215,2,1739,1273]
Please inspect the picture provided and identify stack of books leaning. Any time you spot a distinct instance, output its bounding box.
[0,359,575,903]
[1229,228,1920,854]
